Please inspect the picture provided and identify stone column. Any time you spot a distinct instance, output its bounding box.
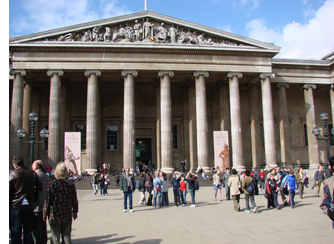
[22,81,32,165]
[85,70,101,174]
[9,70,26,163]
[47,70,63,168]
[260,73,277,168]
[188,83,198,172]
[193,71,210,172]
[303,84,320,169]
[156,82,161,171]
[158,71,174,173]
[227,72,245,171]
[275,83,292,166]
[60,83,67,162]
[122,70,138,170]
[249,84,262,168]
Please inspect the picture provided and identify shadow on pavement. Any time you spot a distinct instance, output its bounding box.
[131,239,163,244]
[72,234,134,243]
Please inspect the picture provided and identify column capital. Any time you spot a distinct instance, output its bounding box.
[275,83,289,89]
[302,84,316,90]
[84,70,101,77]
[158,70,174,78]
[259,73,275,80]
[47,70,64,77]
[193,71,209,78]
[9,69,26,77]
[226,72,242,79]
[121,70,138,77]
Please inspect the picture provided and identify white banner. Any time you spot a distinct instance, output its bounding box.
[64,132,81,175]
[213,131,230,172]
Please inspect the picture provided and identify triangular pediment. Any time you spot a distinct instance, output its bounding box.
[9,11,280,54]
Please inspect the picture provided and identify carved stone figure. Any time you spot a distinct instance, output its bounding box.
[112,24,126,41]
[185,29,198,44]
[134,20,143,41]
[168,25,177,43]
[198,33,213,45]
[124,23,134,40]
[92,26,102,42]
[104,27,112,42]
[58,33,75,41]
[81,29,92,42]
[177,28,186,43]
[156,23,167,42]
[143,18,152,39]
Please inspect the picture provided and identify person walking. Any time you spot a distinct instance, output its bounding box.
[242,170,258,213]
[10,156,42,244]
[172,171,182,206]
[43,162,78,244]
[228,169,241,212]
[120,167,136,212]
[185,172,198,207]
[153,172,163,208]
[252,167,259,195]
[222,168,231,200]
[98,173,106,195]
[281,169,298,208]
[161,172,169,207]
[145,171,154,206]
[90,173,99,196]
[138,173,146,205]
[32,160,50,244]
[213,169,222,201]
[266,173,279,209]
[313,166,325,197]
[296,168,306,199]
[259,168,266,190]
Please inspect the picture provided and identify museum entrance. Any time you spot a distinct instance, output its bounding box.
[136,138,152,165]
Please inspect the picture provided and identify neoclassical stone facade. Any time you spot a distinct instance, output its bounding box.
[9,11,334,172]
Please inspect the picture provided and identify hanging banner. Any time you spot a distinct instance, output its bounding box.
[64,132,81,175]
[213,131,230,172]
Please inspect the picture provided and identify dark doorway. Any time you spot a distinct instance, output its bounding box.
[136,138,152,165]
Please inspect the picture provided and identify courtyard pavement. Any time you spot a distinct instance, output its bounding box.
[52,177,333,244]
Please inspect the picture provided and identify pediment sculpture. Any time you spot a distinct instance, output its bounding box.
[42,18,251,47]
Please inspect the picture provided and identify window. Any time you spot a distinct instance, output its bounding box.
[172,125,178,150]
[76,125,86,150]
[328,124,334,146]
[107,125,118,151]
[304,124,308,147]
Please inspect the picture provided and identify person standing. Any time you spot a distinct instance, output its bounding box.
[103,162,108,175]
[138,173,146,205]
[259,168,266,190]
[43,162,78,244]
[161,172,169,207]
[242,170,258,213]
[296,168,306,199]
[185,172,198,207]
[325,165,333,179]
[115,173,120,186]
[9,156,42,244]
[90,173,99,196]
[252,167,259,195]
[222,168,231,200]
[148,161,153,174]
[46,164,52,176]
[281,169,298,208]
[213,170,222,201]
[120,167,136,212]
[104,174,110,194]
[153,172,163,208]
[266,173,279,209]
[98,173,106,195]
[32,160,50,244]
[180,176,187,206]
[181,160,186,172]
[172,171,182,206]
[228,169,241,212]
[313,165,325,197]
[107,162,111,175]
[145,171,154,206]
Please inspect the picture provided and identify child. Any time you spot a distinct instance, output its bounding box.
[161,172,169,207]
[202,171,206,179]
[266,173,279,209]
[172,171,182,206]
[180,176,187,206]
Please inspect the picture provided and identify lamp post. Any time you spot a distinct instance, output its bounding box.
[312,112,334,164]
[16,111,49,165]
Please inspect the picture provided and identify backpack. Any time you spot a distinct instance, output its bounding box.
[173,179,179,188]
[194,179,199,190]
[145,177,151,188]
[245,178,255,194]
[136,180,140,189]
[154,179,161,190]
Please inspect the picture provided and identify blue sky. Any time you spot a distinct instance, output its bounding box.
[8,0,334,59]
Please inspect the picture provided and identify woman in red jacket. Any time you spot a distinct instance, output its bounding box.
[259,168,266,190]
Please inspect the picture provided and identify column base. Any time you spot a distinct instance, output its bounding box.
[200,166,212,173]
[86,168,97,175]
[232,165,246,172]
[160,167,175,173]
[189,168,197,173]
[309,164,320,170]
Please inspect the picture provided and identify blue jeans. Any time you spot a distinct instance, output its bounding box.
[92,184,98,195]
[259,180,265,190]
[173,188,181,206]
[123,187,133,210]
[161,192,169,206]
[289,190,295,207]
[10,205,34,244]
[181,190,187,204]
[245,194,256,210]
[189,189,195,205]
[100,184,106,195]
[225,185,230,200]
[153,189,162,208]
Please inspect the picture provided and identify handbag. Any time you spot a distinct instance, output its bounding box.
[238,176,243,193]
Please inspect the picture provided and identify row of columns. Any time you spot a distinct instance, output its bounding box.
[10,69,328,171]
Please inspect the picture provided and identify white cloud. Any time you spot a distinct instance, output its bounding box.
[11,0,132,34]
[246,0,334,59]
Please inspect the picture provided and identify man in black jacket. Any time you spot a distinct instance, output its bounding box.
[9,156,42,244]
